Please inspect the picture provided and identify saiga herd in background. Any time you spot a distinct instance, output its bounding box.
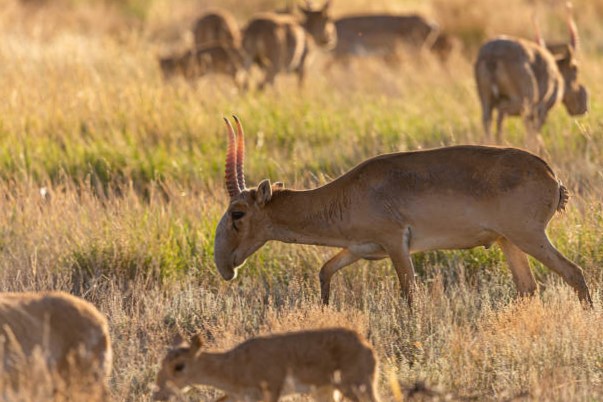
[160,0,587,144]
[1,1,594,402]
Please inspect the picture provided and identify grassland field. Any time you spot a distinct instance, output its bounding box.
[1,0,603,400]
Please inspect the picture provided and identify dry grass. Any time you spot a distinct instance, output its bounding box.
[0,0,602,400]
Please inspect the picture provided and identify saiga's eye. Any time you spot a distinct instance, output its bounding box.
[174,363,185,372]
[231,211,245,220]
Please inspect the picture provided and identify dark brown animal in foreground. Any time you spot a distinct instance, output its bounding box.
[329,14,455,67]
[474,5,587,144]
[213,117,592,307]
[242,0,336,89]
[193,9,241,48]
[159,44,247,87]
[153,328,379,401]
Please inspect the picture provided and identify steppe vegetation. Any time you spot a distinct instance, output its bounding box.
[0,0,602,400]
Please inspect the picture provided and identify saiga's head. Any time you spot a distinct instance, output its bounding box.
[554,46,587,116]
[213,117,283,281]
[159,51,194,81]
[153,334,204,401]
[299,0,337,48]
[548,2,588,116]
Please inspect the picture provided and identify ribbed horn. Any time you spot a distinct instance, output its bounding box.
[531,12,545,48]
[233,115,246,191]
[223,117,241,198]
[566,2,579,51]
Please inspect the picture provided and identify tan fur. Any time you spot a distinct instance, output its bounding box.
[329,14,455,66]
[0,291,112,395]
[153,328,379,402]
[193,10,241,48]
[475,34,587,144]
[159,44,247,87]
[215,119,593,307]
[242,1,336,90]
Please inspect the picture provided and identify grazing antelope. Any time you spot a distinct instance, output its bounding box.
[328,14,455,67]
[242,0,336,89]
[193,10,241,48]
[153,328,379,401]
[474,4,587,144]
[541,3,582,57]
[159,44,247,88]
[0,291,112,397]
[214,117,592,306]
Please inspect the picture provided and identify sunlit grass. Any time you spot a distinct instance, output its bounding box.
[0,0,602,400]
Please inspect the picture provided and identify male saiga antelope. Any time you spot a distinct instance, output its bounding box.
[153,328,379,401]
[242,0,336,89]
[475,3,587,144]
[214,117,592,306]
[0,291,112,398]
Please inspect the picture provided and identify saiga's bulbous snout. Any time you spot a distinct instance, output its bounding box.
[565,84,588,116]
[213,215,240,281]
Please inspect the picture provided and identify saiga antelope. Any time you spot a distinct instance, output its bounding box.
[192,10,241,49]
[241,0,336,89]
[329,14,455,67]
[0,291,112,398]
[214,117,592,306]
[153,328,379,401]
[159,44,247,88]
[475,3,587,144]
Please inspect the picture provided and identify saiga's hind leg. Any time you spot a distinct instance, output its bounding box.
[482,107,493,143]
[383,226,416,305]
[495,110,505,144]
[295,46,309,89]
[507,231,592,306]
[338,383,380,402]
[312,385,338,402]
[259,68,277,91]
[497,237,537,296]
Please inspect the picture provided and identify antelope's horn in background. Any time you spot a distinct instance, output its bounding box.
[566,2,579,51]
[531,12,545,48]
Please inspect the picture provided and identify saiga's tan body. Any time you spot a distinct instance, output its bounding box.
[242,1,336,90]
[0,291,112,394]
[154,328,379,401]
[214,119,592,306]
[193,10,241,48]
[331,14,454,66]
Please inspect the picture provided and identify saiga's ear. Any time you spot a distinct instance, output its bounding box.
[322,0,332,13]
[256,179,273,207]
[553,49,571,62]
[190,334,204,355]
[298,1,310,14]
[273,181,285,189]
[171,333,185,348]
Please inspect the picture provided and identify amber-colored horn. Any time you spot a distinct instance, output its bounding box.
[566,2,579,50]
[224,118,241,198]
[531,12,545,48]
[233,115,246,191]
